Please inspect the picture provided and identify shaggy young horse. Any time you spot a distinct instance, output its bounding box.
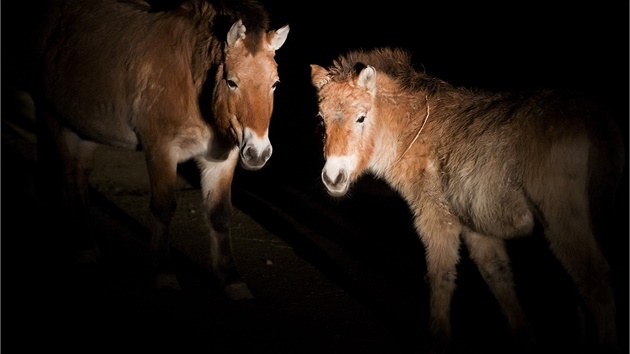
[34,0,289,299]
[310,47,624,353]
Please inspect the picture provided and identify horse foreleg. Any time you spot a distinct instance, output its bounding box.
[544,203,618,354]
[196,150,253,300]
[461,229,533,348]
[415,207,462,353]
[144,147,180,290]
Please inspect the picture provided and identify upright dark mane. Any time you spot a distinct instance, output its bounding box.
[213,0,269,34]
[185,0,269,53]
[110,0,271,92]
[141,0,269,32]
[127,0,269,53]
[329,47,449,95]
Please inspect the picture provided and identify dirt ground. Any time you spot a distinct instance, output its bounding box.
[1,89,408,353]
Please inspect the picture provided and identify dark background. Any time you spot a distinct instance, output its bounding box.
[3,1,628,353]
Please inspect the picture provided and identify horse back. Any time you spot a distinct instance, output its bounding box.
[433,89,624,238]
[520,91,624,202]
[37,0,209,150]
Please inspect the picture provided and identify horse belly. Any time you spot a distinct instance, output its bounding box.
[46,87,140,149]
[449,173,534,239]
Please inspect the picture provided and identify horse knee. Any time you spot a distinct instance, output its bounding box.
[209,199,231,233]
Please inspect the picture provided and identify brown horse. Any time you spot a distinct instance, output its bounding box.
[310,47,624,353]
[34,0,289,299]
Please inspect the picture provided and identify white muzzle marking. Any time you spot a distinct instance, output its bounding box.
[321,154,357,197]
[239,127,272,170]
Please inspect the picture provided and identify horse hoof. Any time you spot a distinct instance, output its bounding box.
[154,272,181,290]
[223,281,253,300]
[76,249,99,265]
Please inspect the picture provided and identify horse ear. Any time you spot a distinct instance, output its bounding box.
[267,24,289,51]
[226,19,246,48]
[357,65,376,92]
[310,64,330,89]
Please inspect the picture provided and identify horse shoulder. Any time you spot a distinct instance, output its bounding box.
[391,148,444,208]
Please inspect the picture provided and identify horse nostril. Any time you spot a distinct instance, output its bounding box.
[334,169,347,185]
[323,169,346,186]
[242,145,271,165]
[243,146,254,160]
[261,146,272,161]
[322,171,332,185]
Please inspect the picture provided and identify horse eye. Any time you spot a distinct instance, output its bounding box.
[356,115,365,123]
[226,79,238,89]
[271,80,280,91]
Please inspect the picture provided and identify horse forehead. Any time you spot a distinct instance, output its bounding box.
[319,83,370,119]
[226,48,278,78]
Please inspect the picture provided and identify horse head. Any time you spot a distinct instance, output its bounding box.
[311,63,377,196]
[214,19,289,170]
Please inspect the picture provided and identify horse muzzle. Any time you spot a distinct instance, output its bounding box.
[321,166,349,197]
[239,127,272,170]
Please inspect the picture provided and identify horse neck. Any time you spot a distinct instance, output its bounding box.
[368,87,429,177]
[191,30,222,94]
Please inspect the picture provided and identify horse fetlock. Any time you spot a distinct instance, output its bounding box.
[427,322,453,354]
[76,248,100,265]
[223,281,254,300]
[154,271,181,291]
[510,327,537,354]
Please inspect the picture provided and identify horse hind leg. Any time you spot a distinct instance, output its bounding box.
[543,194,618,353]
[37,109,100,264]
[196,151,253,300]
[143,146,181,290]
[63,132,101,264]
[461,229,534,349]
